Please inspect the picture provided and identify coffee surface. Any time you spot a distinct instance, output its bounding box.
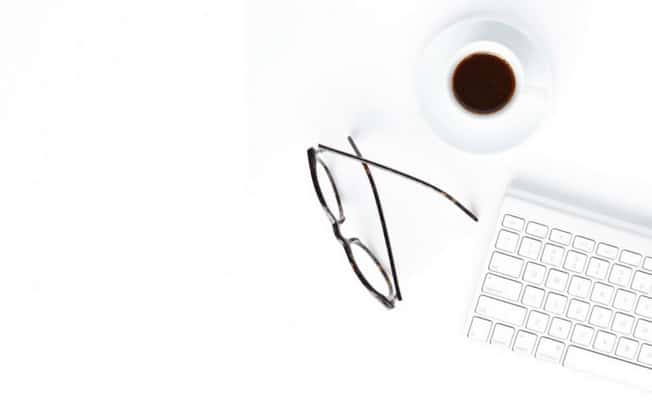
[452,53,515,114]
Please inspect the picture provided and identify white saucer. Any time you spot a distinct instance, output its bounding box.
[415,16,553,154]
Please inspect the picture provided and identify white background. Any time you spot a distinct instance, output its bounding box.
[246,0,652,406]
[0,1,242,406]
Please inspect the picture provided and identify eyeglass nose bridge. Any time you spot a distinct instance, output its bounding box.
[325,209,345,227]
[330,222,347,244]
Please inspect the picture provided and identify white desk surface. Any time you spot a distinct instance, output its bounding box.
[245,0,652,405]
[0,2,225,405]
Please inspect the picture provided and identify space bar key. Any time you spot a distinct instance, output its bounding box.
[563,346,652,391]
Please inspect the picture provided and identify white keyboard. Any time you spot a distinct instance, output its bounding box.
[466,186,652,391]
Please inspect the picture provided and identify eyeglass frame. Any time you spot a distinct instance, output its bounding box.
[307,136,478,309]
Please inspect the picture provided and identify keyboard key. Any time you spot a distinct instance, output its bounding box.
[589,306,612,328]
[536,337,565,363]
[476,296,527,326]
[586,257,610,280]
[631,270,652,295]
[468,317,492,341]
[495,229,519,253]
[545,269,569,291]
[519,237,542,260]
[541,244,564,267]
[502,214,524,231]
[634,319,652,342]
[521,285,545,308]
[644,257,652,271]
[550,229,571,245]
[565,346,652,391]
[564,251,587,273]
[620,250,642,267]
[639,344,652,365]
[491,323,514,346]
[571,324,594,346]
[568,276,591,298]
[609,264,632,287]
[593,331,616,353]
[482,273,522,302]
[612,312,635,335]
[613,289,636,312]
[527,310,550,333]
[635,296,652,318]
[596,243,618,259]
[567,299,590,321]
[523,262,546,285]
[513,330,537,354]
[590,283,614,305]
[549,317,571,339]
[544,292,567,315]
[526,222,548,239]
[616,337,638,360]
[489,252,523,278]
[573,236,595,252]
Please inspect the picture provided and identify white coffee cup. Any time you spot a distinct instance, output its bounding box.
[416,16,553,154]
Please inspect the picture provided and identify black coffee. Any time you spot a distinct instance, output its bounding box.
[452,53,515,114]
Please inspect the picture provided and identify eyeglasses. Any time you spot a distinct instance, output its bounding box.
[307,136,478,309]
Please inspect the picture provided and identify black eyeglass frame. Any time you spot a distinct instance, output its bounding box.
[307,136,478,309]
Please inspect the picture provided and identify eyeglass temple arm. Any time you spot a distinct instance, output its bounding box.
[346,136,402,301]
[317,144,479,222]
